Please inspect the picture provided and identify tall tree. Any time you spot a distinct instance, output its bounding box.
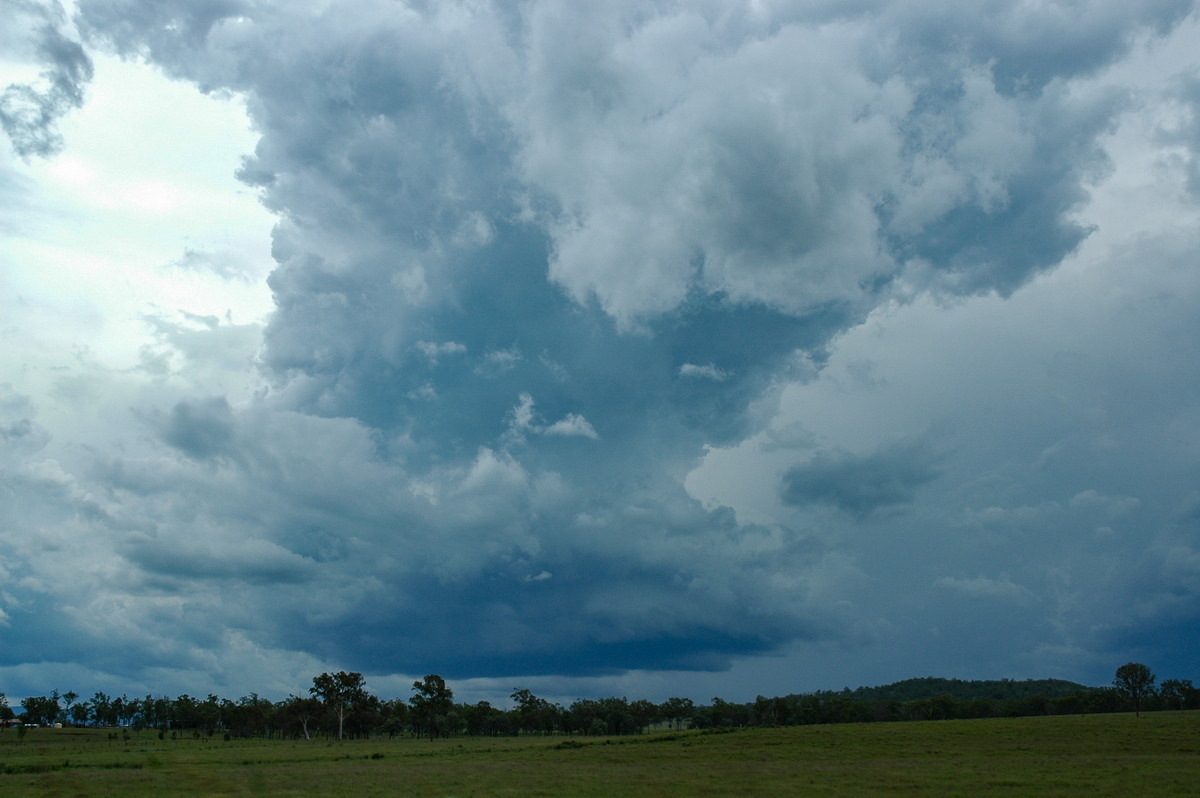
[310,671,368,741]
[280,694,324,740]
[1113,662,1156,716]
[411,674,454,740]
[660,697,695,730]
[233,693,273,738]
[20,694,60,726]
[0,692,13,728]
[69,701,90,726]
[1158,678,1194,711]
[629,699,659,733]
[379,697,410,739]
[89,692,114,727]
[511,688,555,735]
[61,691,78,726]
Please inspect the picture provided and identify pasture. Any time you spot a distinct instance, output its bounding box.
[1,711,1196,796]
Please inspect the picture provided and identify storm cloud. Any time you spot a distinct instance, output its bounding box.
[2,0,1198,702]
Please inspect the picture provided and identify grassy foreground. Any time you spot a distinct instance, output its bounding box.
[1,711,1197,796]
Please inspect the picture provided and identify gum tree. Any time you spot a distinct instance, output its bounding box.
[0,693,13,729]
[310,671,369,740]
[1113,662,1156,716]
[411,674,454,740]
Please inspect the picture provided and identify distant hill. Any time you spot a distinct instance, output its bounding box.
[844,677,1094,703]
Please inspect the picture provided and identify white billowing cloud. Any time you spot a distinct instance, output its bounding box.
[544,413,599,439]
[458,446,529,497]
[475,348,522,377]
[415,340,468,362]
[679,363,729,381]
[508,392,537,433]
[505,1,1171,327]
[508,393,599,440]
[517,11,903,327]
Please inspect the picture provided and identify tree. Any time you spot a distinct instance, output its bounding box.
[310,671,368,741]
[411,674,454,740]
[379,698,411,738]
[1158,679,1195,711]
[575,696,636,735]
[61,691,78,726]
[462,700,509,736]
[629,699,659,733]
[231,693,273,739]
[197,694,221,737]
[21,694,61,726]
[90,692,115,727]
[511,688,557,735]
[1113,662,1156,716]
[279,695,324,740]
[660,697,695,730]
[142,695,172,731]
[344,692,382,739]
[69,701,91,726]
[0,692,13,729]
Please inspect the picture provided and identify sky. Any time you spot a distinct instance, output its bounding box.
[1,0,1199,708]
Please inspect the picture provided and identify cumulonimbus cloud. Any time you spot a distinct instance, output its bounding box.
[1,0,1196,698]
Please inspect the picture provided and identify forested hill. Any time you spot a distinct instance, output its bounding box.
[845,677,1093,703]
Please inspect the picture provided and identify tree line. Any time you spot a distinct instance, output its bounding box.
[0,663,1194,740]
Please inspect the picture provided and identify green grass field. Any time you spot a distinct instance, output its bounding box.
[1,712,1197,796]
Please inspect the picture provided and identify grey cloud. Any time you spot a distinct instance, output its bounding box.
[162,397,235,460]
[513,2,1174,325]
[121,533,316,585]
[74,0,252,63]
[31,0,1196,691]
[934,575,1033,606]
[781,439,942,517]
[72,400,838,679]
[137,313,263,386]
[0,0,93,158]
[866,0,1193,93]
[1,417,34,443]
[273,485,840,677]
[1163,72,1200,196]
[171,248,262,282]
[123,0,1132,461]
[0,389,50,462]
